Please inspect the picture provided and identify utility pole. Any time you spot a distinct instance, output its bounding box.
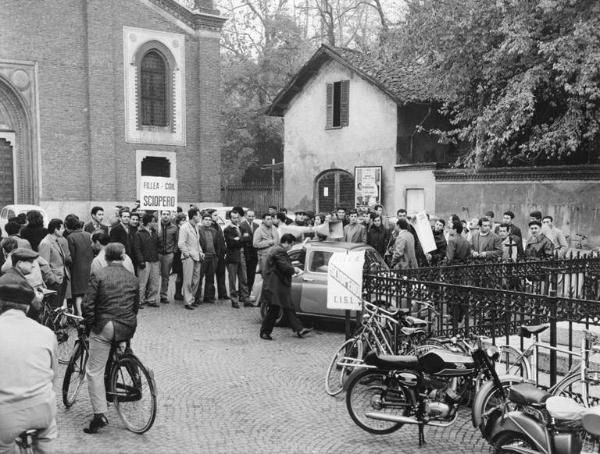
[260,158,283,207]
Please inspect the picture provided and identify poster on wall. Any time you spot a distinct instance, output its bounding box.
[354,166,382,210]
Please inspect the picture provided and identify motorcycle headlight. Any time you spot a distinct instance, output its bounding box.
[486,346,500,361]
[362,313,371,323]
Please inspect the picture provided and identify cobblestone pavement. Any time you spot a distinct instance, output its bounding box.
[54,281,492,454]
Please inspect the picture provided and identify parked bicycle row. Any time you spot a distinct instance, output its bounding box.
[324,298,600,453]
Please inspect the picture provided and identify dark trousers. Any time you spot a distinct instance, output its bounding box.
[260,303,303,335]
[216,254,228,298]
[196,255,217,302]
[246,251,258,294]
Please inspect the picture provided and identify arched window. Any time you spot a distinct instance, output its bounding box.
[140,51,168,127]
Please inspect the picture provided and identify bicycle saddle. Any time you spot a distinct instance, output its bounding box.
[508,383,551,407]
[364,351,420,370]
[519,324,549,338]
[546,396,586,421]
[404,316,428,327]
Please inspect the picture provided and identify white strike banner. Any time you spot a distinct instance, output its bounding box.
[413,210,437,253]
[140,177,178,210]
[326,251,365,311]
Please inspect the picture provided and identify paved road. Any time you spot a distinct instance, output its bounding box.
[54,290,492,453]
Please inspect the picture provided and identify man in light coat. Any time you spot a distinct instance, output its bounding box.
[177,208,204,310]
[470,217,503,260]
[253,213,279,274]
[391,218,418,270]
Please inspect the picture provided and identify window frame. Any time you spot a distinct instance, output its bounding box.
[326,80,349,130]
[140,50,169,128]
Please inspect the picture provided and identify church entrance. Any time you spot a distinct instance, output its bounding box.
[0,136,14,207]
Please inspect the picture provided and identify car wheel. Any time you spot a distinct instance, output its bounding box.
[260,301,286,326]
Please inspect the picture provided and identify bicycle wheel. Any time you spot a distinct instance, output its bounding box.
[325,337,364,396]
[62,341,88,408]
[56,324,77,366]
[552,372,600,408]
[497,345,529,379]
[472,376,524,435]
[110,355,157,433]
[346,369,408,435]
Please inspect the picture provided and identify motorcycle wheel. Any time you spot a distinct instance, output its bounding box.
[493,431,539,454]
[471,375,524,436]
[346,369,409,435]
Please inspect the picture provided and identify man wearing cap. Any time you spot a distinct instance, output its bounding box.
[0,279,58,453]
[82,242,139,434]
[0,248,44,315]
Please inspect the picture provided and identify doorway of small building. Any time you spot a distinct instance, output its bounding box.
[0,136,15,207]
[315,169,354,213]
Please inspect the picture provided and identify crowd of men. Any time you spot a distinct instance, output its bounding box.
[0,201,574,451]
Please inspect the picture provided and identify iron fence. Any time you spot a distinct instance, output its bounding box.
[221,183,283,216]
[393,251,600,300]
[363,270,600,386]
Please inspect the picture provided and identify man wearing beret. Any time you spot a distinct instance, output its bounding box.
[0,279,58,453]
[0,248,44,316]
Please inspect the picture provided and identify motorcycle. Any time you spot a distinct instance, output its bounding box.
[483,384,600,454]
[344,336,506,445]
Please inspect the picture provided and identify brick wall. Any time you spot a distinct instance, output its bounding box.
[0,0,223,208]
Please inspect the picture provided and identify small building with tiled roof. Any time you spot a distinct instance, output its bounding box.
[267,44,457,214]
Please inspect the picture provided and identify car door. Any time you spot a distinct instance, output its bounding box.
[298,247,349,317]
[288,248,305,312]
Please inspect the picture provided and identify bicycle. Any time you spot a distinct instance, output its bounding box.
[324,300,445,396]
[62,321,158,433]
[38,293,77,365]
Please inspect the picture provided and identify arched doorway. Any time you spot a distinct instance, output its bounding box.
[0,75,36,204]
[314,169,354,213]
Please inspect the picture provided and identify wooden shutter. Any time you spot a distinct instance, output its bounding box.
[340,80,349,127]
[326,83,333,129]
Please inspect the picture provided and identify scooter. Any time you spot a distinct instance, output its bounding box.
[484,384,600,454]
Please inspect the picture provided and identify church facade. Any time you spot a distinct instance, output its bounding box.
[0,0,225,218]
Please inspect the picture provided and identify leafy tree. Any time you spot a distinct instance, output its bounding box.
[385,0,600,167]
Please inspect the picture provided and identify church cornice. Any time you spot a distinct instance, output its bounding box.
[434,165,600,182]
[147,0,226,31]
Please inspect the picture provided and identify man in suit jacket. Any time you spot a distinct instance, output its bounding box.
[391,218,418,270]
[223,210,250,308]
[196,212,219,305]
[177,208,203,310]
[109,209,132,257]
[259,234,311,340]
[84,206,109,235]
[470,217,503,260]
[38,219,71,308]
[343,209,367,243]
[243,209,260,301]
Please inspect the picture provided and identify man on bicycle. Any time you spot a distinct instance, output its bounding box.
[0,278,58,453]
[82,242,140,434]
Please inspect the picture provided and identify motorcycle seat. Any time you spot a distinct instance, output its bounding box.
[508,383,551,406]
[546,396,586,421]
[519,324,549,338]
[582,406,600,437]
[364,352,420,370]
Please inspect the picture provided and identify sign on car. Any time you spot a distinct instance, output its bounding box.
[326,250,365,311]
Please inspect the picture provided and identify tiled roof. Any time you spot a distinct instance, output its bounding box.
[267,44,441,116]
[329,45,440,104]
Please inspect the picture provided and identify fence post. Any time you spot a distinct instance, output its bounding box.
[548,267,558,386]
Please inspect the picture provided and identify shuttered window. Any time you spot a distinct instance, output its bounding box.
[326,80,349,129]
[140,51,168,127]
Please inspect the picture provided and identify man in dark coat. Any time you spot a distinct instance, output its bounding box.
[65,214,93,316]
[223,210,250,309]
[133,213,160,308]
[259,234,311,340]
[109,209,132,257]
[446,220,471,264]
[83,206,109,235]
[210,209,229,300]
[0,248,42,316]
[429,219,448,266]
